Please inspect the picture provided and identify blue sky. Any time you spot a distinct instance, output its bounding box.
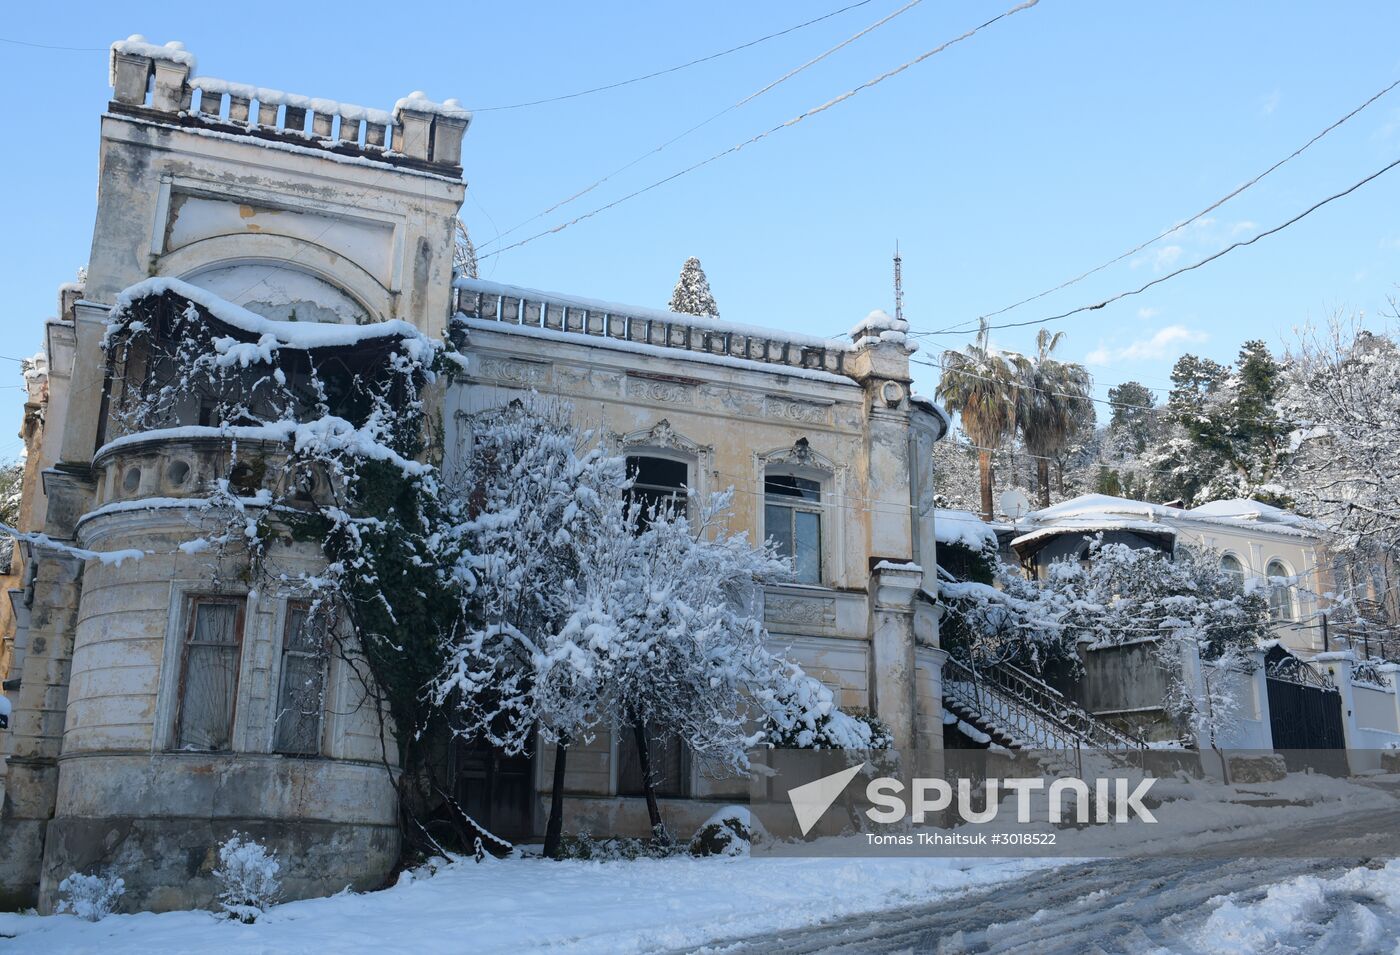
[4,1,1400,456]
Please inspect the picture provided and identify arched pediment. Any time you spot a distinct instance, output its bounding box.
[158,233,393,324]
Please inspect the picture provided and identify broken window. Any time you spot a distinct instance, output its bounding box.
[175,597,244,751]
[625,455,688,525]
[273,603,328,756]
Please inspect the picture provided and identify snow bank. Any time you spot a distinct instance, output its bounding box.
[0,852,1048,955]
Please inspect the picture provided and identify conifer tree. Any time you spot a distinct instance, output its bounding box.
[668,256,720,318]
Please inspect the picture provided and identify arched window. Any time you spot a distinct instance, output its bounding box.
[1266,559,1296,622]
[1221,554,1245,588]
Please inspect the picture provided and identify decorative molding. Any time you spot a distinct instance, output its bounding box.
[759,437,837,474]
[699,385,763,417]
[762,395,831,424]
[618,419,713,458]
[626,374,695,404]
[764,594,837,629]
[475,355,550,387]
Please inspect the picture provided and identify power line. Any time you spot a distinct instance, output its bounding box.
[922,151,1400,338]
[0,36,105,53]
[477,0,926,251]
[918,78,1400,336]
[463,0,879,112]
[480,0,1039,261]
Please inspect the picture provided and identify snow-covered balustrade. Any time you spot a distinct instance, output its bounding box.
[89,427,323,518]
[453,276,857,379]
[108,36,470,171]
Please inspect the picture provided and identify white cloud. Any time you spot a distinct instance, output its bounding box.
[1129,244,1183,272]
[1261,90,1280,116]
[1231,220,1258,236]
[1084,324,1208,366]
[1137,307,1161,320]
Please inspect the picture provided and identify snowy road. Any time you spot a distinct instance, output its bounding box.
[700,807,1400,954]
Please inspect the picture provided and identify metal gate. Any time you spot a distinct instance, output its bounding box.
[1265,652,1347,774]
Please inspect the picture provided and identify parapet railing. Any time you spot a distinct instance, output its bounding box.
[453,277,856,379]
[107,37,469,172]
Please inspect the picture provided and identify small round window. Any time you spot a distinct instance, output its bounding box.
[166,459,191,487]
[122,467,142,493]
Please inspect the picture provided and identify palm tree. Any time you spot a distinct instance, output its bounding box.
[938,320,1023,520]
[1019,330,1093,508]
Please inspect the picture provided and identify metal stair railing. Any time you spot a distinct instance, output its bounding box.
[943,656,1147,763]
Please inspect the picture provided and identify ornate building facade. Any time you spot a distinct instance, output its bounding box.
[0,38,949,911]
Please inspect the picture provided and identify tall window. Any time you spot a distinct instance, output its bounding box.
[1221,554,1245,588]
[765,473,823,584]
[273,603,328,755]
[175,597,244,751]
[626,455,688,523]
[1266,559,1296,622]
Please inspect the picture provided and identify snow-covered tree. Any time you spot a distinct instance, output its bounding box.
[1282,317,1400,557]
[940,539,1269,744]
[431,401,626,856]
[668,256,720,318]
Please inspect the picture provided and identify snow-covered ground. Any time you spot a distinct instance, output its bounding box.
[0,853,1052,955]
[6,773,1396,953]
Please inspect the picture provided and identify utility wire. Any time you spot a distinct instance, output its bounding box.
[477,0,925,251]
[480,0,1039,260]
[918,78,1400,336]
[0,36,105,52]
[463,0,878,112]
[921,151,1400,338]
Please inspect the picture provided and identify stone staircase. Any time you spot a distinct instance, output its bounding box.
[943,656,1147,772]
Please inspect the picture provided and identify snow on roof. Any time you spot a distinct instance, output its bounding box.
[455,276,854,354]
[109,277,433,354]
[393,91,472,121]
[934,508,997,550]
[459,316,856,387]
[909,392,951,432]
[110,35,195,79]
[1010,520,1176,552]
[848,309,916,353]
[1184,499,1321,536]
[1023,493,1181,524]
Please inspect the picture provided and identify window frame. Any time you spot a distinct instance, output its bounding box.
[624,452,692,524]
[272,599,330,757]
[1220,553,1246,588]
[763,468,827,586]
[172,594,247,753]
[1266,558,1298,622]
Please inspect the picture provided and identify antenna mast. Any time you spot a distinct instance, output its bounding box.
[893,240,904,323]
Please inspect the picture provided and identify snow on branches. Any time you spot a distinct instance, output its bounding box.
[668,256,720,318]
[940,539,1269,738]
[1282,318,1400,558]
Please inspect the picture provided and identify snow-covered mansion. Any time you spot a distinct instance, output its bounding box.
[0,41,950,910]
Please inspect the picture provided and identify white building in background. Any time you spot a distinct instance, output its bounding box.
[0,37,952,912]
[1011,493,1339,657]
